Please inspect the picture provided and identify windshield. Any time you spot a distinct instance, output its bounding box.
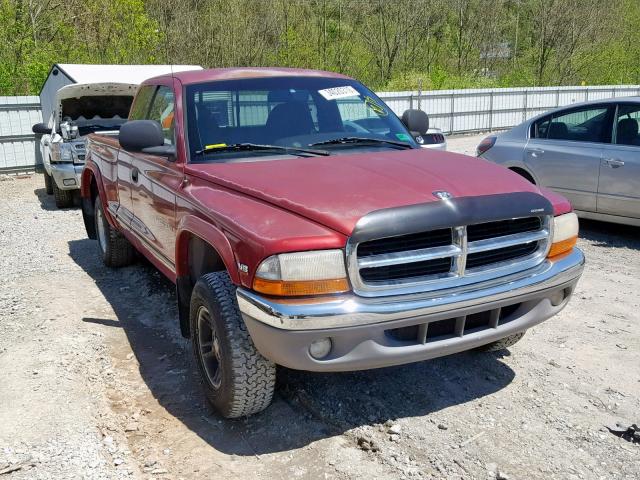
[185,76,417,161]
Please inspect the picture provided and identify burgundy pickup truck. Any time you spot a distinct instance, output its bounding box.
[81,68,584,418]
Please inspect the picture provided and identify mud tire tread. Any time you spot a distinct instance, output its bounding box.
[94,196,135,268]
[190,272,276,418]
[43,171,53,195]
[477,331,526,352]
[52,178,74,208]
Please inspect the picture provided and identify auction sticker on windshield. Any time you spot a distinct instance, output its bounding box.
[318,85,359,100]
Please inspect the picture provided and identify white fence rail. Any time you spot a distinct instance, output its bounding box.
[379,85,640,134]
[0,96,42,173]
[2,85,640,172]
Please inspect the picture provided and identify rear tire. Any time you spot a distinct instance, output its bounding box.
[94,196,135,267]
[476,331,526,352]
[190,272,276,418]
[43,171,53,195]
[52,179,74,208]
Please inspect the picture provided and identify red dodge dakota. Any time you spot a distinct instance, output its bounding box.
[81,68,584,418]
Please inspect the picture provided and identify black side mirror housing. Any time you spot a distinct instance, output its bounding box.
[119,120,166,152]
[401,109,430,137]
[141,145,177,157]
[32,122,50,135]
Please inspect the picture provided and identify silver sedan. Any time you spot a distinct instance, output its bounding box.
[477,98,640,226]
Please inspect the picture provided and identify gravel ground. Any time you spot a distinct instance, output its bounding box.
[0,136,638,479]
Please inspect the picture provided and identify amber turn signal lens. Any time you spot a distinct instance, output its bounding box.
[548,235,577,259]
[253,277,350,296]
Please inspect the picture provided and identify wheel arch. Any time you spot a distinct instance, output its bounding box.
[80,166,106,239]
[508,166,537,185]
[175,216,240,338]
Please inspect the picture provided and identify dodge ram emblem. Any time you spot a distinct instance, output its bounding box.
[433,190,453,200]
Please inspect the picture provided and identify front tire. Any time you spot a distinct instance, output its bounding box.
[190,272,276,418]
[43,171,53,195]
[94,196,135,267]
[476,331,526,352]
[52,179,73,208]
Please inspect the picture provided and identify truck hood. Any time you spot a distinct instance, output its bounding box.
[186,148,555,236]
[56,82,138,101]
[57,83,137,123]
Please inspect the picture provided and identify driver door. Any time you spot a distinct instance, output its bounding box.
[129,84,181,268]
[116,85,155,225]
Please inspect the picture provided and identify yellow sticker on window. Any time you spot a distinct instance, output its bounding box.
[204,143,227,149]
[364,96,388,117]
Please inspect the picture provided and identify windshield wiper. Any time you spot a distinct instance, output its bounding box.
[309,136,413,149]
[194,143,330,157]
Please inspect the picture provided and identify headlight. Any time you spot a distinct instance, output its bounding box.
[253,249,349,296]
[51,143,73,163]
[548,212,578,258]
[60,143,73,162]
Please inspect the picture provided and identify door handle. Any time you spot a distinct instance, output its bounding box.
[604,158,625,168]
[528,148,545,157]
[131,167,139,183]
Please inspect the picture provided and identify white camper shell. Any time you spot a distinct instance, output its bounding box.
[34,64,202,208]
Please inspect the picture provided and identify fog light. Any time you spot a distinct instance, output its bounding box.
[63,178,76,186]
[309,338,332,359]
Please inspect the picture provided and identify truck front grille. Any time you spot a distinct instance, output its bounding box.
[466,242,539,269]
[358,228,452,257]
[467,217,541,241]
[348,216,551,296]
[360,257,452,282]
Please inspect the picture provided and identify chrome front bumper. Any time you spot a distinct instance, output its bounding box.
[50,163,82,190]
[238,248,584,372]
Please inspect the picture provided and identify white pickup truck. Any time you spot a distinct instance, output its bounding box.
[32,82,136,207]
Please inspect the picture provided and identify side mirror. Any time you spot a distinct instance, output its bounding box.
[119,120,168,154]
[401,109,430,139]
[32,122,50,135]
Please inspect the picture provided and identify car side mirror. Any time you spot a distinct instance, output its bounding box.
[401,109,430,138]
[32,122,50,135]
[119,120,171,156]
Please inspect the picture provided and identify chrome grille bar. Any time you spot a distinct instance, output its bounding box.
[358,244,461,268]
[467,229,548,254]
[453,226,467,277]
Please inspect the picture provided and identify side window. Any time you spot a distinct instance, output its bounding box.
[532,116,551,139]
[148,86,175,145]
[614,104,640,146]
[547,106,610,143]
[129,86,155,121]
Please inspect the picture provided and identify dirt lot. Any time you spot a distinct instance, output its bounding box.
[0,135,638,479]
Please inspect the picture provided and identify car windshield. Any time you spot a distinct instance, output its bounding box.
[185,76,417,161]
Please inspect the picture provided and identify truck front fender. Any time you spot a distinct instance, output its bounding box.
[174,215,240,338]
[175,215,240,285]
